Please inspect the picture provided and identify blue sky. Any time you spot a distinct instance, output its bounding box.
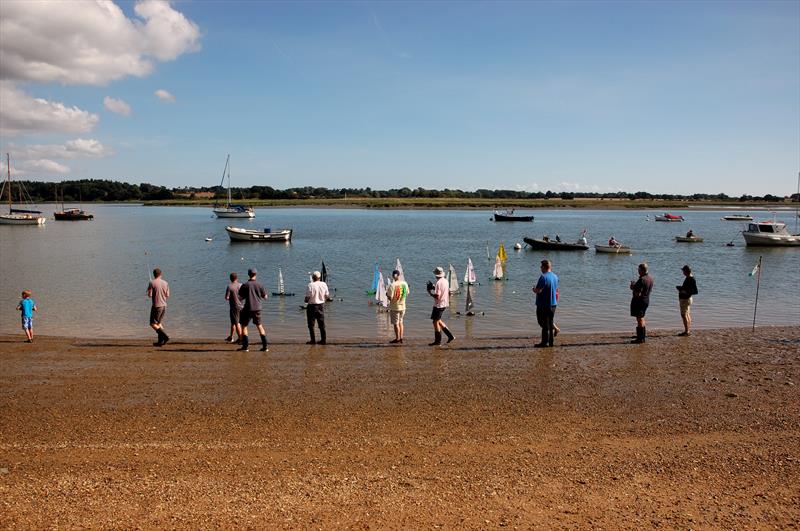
[1,0,798,195]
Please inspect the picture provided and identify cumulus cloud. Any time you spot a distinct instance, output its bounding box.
[154,89,175,102]
[18,159,71,175]
[10,139,113,159]
[103,96,132,116]
[0,0,201,86]
[0,81,99,136]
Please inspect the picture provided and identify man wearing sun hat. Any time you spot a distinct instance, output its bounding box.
[238,267,269,352]
[427,266,455,346]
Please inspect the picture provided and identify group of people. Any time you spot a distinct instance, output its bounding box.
[531,260,699,347]
[12,261,698,348]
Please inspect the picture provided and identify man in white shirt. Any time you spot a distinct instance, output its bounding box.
[427,266,455,346]
[305,271,329,345]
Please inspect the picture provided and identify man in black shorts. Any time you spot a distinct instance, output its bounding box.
[225,272,243,343]
[629,262,654,344]
[147,268,170,347]
[237,268,269,352]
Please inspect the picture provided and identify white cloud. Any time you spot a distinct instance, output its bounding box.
[103,96,132,116]
[0,0,201,86]
[18,159,71,175]
[10,139,113,159]
[0,81,99,136]
[154,89,175,102]
[556,181,603,193]
[516,182,540,192]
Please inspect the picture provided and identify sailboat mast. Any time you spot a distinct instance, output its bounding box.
[6,153,11,213]
[227,154,232,207]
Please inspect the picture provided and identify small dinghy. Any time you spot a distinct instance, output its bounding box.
[595,244,632,254]
[226,226,292,242]
[675,235,704,243]
[523,237,589,251]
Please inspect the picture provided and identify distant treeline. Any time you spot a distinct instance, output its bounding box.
[8,179,799,203]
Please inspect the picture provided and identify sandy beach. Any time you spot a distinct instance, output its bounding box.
[1,326,798,528]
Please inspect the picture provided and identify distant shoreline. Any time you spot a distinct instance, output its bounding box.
[41,198,798,211]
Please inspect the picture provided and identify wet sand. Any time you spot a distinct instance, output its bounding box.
[1,327,798,528]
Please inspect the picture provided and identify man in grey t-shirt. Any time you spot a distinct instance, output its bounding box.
[237,268,269,352]
[147,268,170,346]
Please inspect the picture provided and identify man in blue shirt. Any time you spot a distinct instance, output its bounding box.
[532,260,558,348]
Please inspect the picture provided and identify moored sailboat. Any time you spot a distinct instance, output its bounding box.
[213,155,255,218]
[0,154,46,225]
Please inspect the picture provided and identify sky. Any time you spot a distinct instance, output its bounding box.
[0,0,798,196]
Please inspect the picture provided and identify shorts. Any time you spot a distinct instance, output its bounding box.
[240,310,261,327]
[229,306,241,325]
[680,297,693,316]
[21,316,33,330]
[390,309,405,325]
[630,300,649,318]
[150,306,166,325]
[430,306,446,321]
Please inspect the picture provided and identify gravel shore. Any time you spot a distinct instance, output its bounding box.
[1,327,798,528]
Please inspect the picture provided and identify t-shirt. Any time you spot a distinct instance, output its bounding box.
[19,298,35,318]
[679,275,698,300]
[535,271,559,307]
[147,278,169,308]
[305,281,329,304]
[387,280,409,311]
[632,275,654,304]
[433,277,449,309]
[239,279,267,312]
[226,281,243,309]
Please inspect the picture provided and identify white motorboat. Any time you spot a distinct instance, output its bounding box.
[721,214,753,221]
[0,154,46,225]
[654,213,684,222]
[595,244,632,254]
[226,226,292,242]
[741,221,800,247]
[213,155,255,218]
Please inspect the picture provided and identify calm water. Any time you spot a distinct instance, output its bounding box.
[1,206,799,340]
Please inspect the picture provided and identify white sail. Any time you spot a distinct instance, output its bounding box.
[492,256,503,280]
[376,270,388,307]
[464,257,477,285]
[277,268,285,295]
[465,284,475,313]
[395,258,405,282]
[448,263,460,294]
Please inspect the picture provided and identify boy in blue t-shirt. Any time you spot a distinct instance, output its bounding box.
[532,260,559,348]
[16,289,37,343]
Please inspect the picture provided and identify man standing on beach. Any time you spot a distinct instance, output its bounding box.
[225,272,243,343]
[630,262,654,344]
[676,265,698,336]
[387,269,409,344]
[532,259,558,348]
[305,271,329,345]
[427,266,454,346]
[238,268,268,352]
[147,268,170,347]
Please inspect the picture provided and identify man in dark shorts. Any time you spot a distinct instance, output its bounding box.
[676,264,698,336]
[532,259,559,348]
[629,262,654,344]
[237,268,269,352]
[147,268,170,347]
[224,272,243,343]
[427,266,454,346]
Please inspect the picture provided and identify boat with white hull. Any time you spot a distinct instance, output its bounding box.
[595,244,632,254]
[213,155,255,219]
[742,221,800,247]
[0,154,46,225]
[226,226,292,242]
